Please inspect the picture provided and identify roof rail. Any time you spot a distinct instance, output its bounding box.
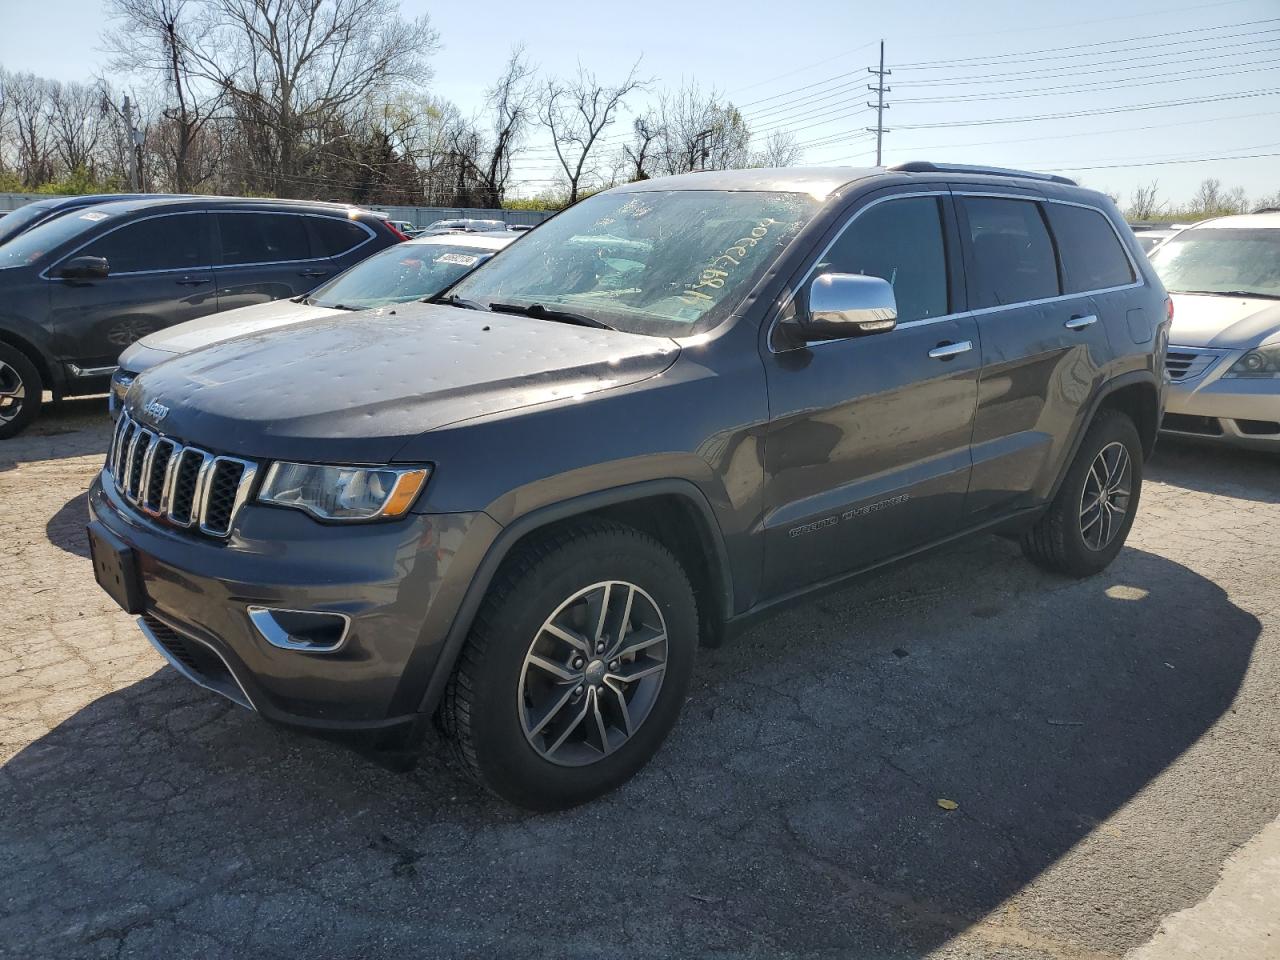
[889,161,1077,186]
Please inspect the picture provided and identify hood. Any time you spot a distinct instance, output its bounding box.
[133,298,345,357]
[127,301,679,464]
[1168,294,1280,349]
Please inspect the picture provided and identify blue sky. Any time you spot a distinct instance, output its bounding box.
[3,0,1277,206]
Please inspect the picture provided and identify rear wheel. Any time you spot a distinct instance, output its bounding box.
[0,344,41,440]
[1022,408,1143,577]
[441,520,697,810]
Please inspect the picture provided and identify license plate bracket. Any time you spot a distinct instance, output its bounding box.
[88,521,146,614]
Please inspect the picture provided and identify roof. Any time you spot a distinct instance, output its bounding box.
[1191,212,1280,230]
[612,167,877,200]
[73,195,370,217]
[405,232,517,250]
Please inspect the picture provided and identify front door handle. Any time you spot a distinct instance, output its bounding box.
[298,270,330,278]
[928,340,973,360]
[1065,314,1098,330]
[175,277,210,286]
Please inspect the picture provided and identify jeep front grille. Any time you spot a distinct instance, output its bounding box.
[106,411,258,538]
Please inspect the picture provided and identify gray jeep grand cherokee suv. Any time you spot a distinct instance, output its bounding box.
[88,163,1169,809]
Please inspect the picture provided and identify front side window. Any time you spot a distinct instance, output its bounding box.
[308,243,498,309]
[961,197,1060,307]
[449,189,821,337]
[817,196,949,323]
[1045,203,1134,292]
[1149,228,1280,299]
[78,214,204,274]
[217,213,311,266]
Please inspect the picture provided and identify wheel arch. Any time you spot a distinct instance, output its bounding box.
[0,325,59,398]
[416,479,734,716]
[1048,370,1161,503]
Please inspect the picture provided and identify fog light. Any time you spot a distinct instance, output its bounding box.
[247,606,350,652]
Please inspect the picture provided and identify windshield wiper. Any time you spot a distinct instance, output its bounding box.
[429,293,489,311]
[487,301,615,330]
[1175,289,1280,300]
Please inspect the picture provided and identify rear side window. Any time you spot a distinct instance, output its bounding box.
[78,214,204,274]
[310,217,372,257]
[817,195,949,323]
[1045,203,1135,292]
[216,213,311,265]
[961,197,1060,307]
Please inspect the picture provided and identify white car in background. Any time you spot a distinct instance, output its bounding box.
[111,231,517,412]
[1148,211,1280,449]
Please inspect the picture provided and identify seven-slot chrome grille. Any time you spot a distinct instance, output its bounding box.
[106,411,258,538]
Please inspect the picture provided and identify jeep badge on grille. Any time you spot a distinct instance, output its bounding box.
[142,399,169,423]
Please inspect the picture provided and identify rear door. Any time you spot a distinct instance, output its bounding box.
[759,190,981,598]
[212,211,326,311]
[46,211,215,367]
[956,192,1115,519]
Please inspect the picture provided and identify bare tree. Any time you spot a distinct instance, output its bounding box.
[1192,178,1224,215]
[653,82,751,175]
[1223,185,1249,215]
[751,128,801,168]
[1127,181,1162,220]
[622,110,659,181]
[6,72,55,186]
[540,60,645,204]
[475,46,536,207]
[47,81,107,175]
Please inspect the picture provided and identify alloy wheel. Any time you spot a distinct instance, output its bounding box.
[0,360,25,424]
[1079,441,1132,551]
[518,580,668,767]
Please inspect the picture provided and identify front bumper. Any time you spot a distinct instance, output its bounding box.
[88,471,499,730]
[1162,346,1280,449]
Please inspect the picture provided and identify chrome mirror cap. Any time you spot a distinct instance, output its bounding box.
[806,272,898,338]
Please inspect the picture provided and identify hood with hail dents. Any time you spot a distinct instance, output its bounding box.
[126,301,679,464]
[135,298,346,356]
[1168,294,1280,349]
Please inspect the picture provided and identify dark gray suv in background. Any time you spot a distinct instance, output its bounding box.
[0,196,400,437]
[88,163,1169,809]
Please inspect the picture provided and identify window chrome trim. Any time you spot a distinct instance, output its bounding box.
[768,189,1145,354]
[40,210,213,280]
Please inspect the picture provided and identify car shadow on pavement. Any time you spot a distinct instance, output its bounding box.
[1149,435,1280,504]
[46,491,90,558]
[0,542,1264,959]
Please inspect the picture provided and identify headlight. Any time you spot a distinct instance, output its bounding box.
[258,462,430,520]
[1223,344,1280,379]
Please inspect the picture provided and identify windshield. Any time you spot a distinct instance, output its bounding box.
[449,189,820,336]
[0,202,57,247]
[308,242,499,309]
[1150,227,1280,298]
[0,207,114,269]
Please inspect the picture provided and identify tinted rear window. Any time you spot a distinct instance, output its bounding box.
[1045,203,1134,292]
[78,213,204,273]
[310,216,372,257]
[961,197,1060,307]
[217,213,311,265]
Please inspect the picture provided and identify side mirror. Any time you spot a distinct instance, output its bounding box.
[798,272,897,340]
[58,256,110,281]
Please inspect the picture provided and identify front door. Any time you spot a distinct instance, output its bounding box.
[46,211,215,368]
[760,192,980,598]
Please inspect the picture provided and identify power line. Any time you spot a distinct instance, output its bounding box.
[894,16,1280,68]
[1046,149,1280,173]
[895,87,1280,129]
[730,40,880,99]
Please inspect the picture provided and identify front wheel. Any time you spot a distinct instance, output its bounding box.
[1022,408,1143,577]
[0,344,42,440]
[441,520,698,810]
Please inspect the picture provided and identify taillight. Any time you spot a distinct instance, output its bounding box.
[386,222,410,241]
[1166,297,1174,321]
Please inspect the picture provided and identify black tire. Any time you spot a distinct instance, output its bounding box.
[441,519,698,810]
[0,343,42,440]
[1022,408,1143,577]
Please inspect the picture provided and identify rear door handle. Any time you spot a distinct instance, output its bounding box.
[928,340,973,360]
[175,277,210,286]
[1065,314,1098,330]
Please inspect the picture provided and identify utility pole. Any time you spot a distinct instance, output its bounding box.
[693,128,713,171]
[122,95,142,191]
[866,40,891,166]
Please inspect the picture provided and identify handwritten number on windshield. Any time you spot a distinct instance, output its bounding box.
[681,218,779,306]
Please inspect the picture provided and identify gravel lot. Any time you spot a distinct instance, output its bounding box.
[2,398,1278,960]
